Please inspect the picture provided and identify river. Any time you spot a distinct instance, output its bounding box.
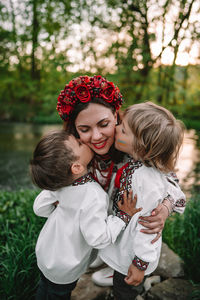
[0,122,199,193]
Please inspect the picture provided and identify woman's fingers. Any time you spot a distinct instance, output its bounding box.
[139,219,164,230]
[150,203,163,216]
[151,232,162,244]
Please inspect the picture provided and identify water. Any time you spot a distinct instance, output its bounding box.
[0,122,62,190]
[0,122,199,192]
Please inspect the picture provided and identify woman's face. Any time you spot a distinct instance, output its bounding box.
[75,103,117,155]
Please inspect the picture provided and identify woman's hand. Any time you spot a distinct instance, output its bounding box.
[118,190,142,217]
[138,202,170,243]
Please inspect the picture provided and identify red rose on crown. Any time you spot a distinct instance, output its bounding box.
[75,84,91,102]
[101,82,115,102]
[57,75,124,121]
[61,104,74,114]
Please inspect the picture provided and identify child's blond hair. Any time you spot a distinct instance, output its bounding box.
[124,102,185,173]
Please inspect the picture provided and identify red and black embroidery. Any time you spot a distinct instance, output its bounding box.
[132,255,149,271]
[72,173,95,186]
[115,210,132,225]
[112,158,143,216]
[175,198,186,207]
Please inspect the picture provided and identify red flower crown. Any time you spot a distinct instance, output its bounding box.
[57,75,124,121]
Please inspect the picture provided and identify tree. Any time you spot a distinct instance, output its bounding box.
[81,0,199,104]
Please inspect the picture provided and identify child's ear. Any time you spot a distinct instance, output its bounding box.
[71,163,84,175]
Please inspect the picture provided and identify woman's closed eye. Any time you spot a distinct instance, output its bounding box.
[100,121,109,128]
[78,127,89,133]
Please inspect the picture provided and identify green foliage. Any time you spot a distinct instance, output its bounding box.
[163,192,200,284]
[0,189,44,300]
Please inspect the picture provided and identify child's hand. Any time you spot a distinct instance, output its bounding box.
[118,190,142,217]
[124,263,144,286]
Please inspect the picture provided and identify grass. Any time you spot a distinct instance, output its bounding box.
[162,193,200,283]
[0,189,44,300]
[0,186,200,299]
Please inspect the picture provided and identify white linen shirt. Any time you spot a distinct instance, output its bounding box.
[33,176,126,284]
[99,164,186,276]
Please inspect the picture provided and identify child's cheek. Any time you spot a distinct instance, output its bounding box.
[117,139,127,146]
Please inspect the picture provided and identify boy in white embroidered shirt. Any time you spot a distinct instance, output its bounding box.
[99,102,186,300]
[30,130,140,300]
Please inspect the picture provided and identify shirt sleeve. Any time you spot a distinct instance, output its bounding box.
[33,190,57,217]
[132,170,165,265]
[79,187,126,249]
[164,174,186,214]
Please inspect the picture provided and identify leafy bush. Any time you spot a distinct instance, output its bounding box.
[0,189,44,300]
[163,192,200,284]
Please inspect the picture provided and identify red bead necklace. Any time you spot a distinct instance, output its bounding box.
[92,157,114,192]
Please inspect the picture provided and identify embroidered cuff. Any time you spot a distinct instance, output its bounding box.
[132,256,149,271]
[115,210,131,226]
[175,198,186,208]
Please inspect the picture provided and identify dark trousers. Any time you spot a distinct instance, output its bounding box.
[113,271,145,300]
[35,272,78,300]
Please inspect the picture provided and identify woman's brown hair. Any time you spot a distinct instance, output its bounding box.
[30,130,78,191]
[124,102,185,173]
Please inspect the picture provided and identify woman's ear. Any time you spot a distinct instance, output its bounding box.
[114,111,118,125]
[71,163,84,175]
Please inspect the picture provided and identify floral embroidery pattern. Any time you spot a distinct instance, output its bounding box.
[72,173,95,186]
[132,255,149,271]
[115,210,132,225]
[175,198,186,207]
[112,158,143,214]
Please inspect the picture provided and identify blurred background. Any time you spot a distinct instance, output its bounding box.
[0,0,200,299]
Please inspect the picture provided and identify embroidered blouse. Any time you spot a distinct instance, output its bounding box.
[92,154,186,214]
[33,173,126,284]
[99,159,186,276]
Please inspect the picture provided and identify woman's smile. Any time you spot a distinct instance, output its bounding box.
[92,139,108,149]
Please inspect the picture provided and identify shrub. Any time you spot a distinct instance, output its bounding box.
[0,189,44,300]
[163,192,200,284]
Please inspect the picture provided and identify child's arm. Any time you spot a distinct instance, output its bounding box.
[125,263,145,286]
[80,187,139,249]
[33,190,58,217]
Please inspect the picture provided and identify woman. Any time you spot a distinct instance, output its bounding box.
[57,75,185,286]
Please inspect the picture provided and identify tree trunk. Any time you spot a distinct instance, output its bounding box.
[31,0,39,80]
